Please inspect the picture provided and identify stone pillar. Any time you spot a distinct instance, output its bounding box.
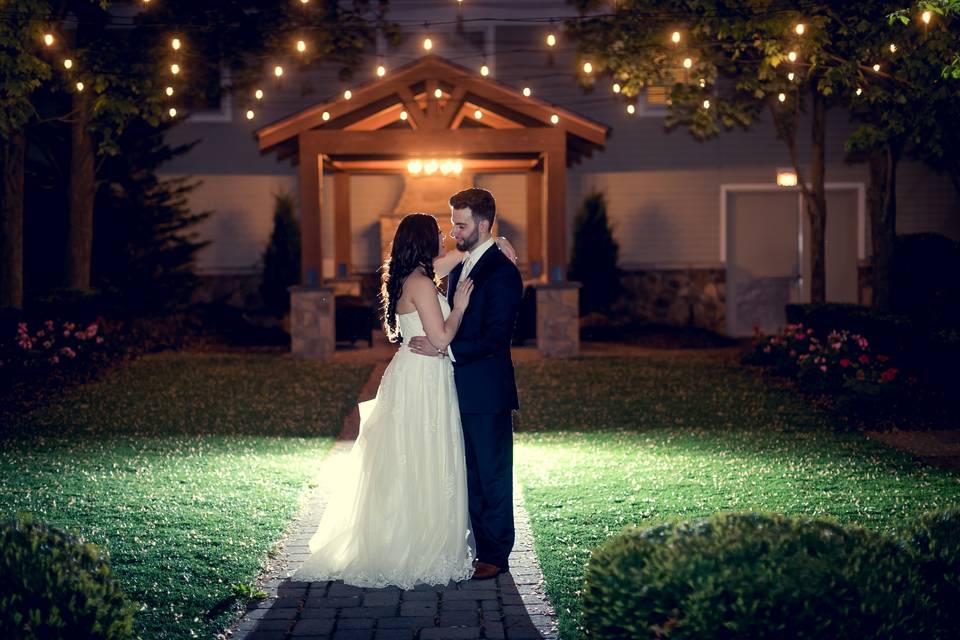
[535,283,581,357]
[289,286,335,359]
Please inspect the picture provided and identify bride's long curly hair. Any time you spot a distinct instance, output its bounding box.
[380,213,440,342]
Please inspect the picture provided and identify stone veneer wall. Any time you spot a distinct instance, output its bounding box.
[618,268,726,332]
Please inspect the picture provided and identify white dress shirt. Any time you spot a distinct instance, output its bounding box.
[448,237,496,361]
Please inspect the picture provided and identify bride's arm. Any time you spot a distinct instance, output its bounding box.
[433,249,465,278]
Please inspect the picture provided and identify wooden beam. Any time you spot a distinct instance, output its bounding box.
[302,127,565,156]
[526,169,544,279]
[424,80,441,129]
[397,86,425,130]
[462,101,524,130]
[343,103,407,131]
[544,147,567,282]
[298,142,323,285]
[439,85,467,129]
[333,171,351,276]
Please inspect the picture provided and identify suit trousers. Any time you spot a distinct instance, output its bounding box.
[460,411,514,568]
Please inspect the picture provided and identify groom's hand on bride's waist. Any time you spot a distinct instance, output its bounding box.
[408,336,445,357]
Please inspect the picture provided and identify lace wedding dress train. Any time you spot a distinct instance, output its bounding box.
[294,294,475,589]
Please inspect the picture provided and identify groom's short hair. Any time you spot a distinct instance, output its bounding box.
[450,188,496,230]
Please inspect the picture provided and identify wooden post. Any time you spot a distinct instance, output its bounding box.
[526,168,544,279]
[334,171,352,277]
[298,142,322,286]
[543,147,567,282]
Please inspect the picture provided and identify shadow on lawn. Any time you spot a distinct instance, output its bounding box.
[233,575,549,639]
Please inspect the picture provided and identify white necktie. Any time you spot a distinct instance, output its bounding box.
[461,255,473,280]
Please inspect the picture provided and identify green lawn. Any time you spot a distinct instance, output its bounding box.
[512,356,960,640]
[0,353,372,640]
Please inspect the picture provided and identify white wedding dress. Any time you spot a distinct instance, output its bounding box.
[294,294,475,589]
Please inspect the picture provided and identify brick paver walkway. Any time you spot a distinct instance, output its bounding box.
[225,362,559,640]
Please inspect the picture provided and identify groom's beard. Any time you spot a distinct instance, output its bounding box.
[456,227,480,252]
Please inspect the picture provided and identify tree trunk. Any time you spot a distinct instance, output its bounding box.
[805,89,828,304]
[66,88,96,290]
[868,144,900,311]
[1,132,26,309]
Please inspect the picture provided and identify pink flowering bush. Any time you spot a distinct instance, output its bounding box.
[1,319,108,374]
[745,323,915,396]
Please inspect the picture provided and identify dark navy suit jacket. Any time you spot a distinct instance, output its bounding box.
[445,245,523,414]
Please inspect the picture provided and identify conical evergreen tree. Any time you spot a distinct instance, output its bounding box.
[568,192,621,315]
[260,192,301,316]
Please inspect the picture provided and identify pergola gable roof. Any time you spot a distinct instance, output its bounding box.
[254,54,609,163]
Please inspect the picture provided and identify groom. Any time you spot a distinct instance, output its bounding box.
[409,187,524,580]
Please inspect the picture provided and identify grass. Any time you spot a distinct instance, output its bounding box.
[512,356,960,640]
[0,352,372,640]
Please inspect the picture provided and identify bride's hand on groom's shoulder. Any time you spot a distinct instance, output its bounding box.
[494,236,518,263]
[408,336,444,357]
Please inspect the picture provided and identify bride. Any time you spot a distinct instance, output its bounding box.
[294,213,513,589]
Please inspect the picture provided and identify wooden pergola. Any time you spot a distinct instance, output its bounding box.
[255,54,608,285]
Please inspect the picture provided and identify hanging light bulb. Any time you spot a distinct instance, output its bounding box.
[322,111,331,121]
[889,43,897,53]
[376,64,386,77]
[698,78,706,88]
[582,62,593,74]
[165,86,174,96]
[550,113,559,125]
[873,63,881,72]
[921,11,932,24]
[75,81,85,92]
[43,33,54,46]
[274,65,283,78]
[296,40,306,53]
[480,64,489,77]
[423,37,433,51]
[344,89,352,100]
[168,107,177,117]
[522,86,532,97]
[407,159,422,175]
[171,37,181,51]
[63,59,73,70]
[795,24,805,35]
[703,99,711,109]
[626,104,635,115]
[246,110,255,120]
[170,63,180,75]
[778,92,786,102]
[424,159,439,175]
[400,110,408,121]
[254,89,263,100]
[300,0,309,4]
[787,51,797,62]
[474,109,482,120]
[612,82,621,94]
[682,57,693,69]
[671,31,681,44]
[856,87,863,96]
[546,32,557,47]
[788,72,795,81]
[434,88,442,98]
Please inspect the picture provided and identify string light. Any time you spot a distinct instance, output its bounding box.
[165,86,174,96]
[856,87,863,96]
[254,89,263,100]
[424,159,438,174]
[480,64,489,77]
[170,63,180,75]
[75,81,84,92]
[474,109,482,119]
[788,72,795,81]
[343,89,352,100]
[322,111,331,121]
[400,110,408,121]
[873,63,881,72]
[778,92,786,102]
[626,103,635,115]
[546,32,557,47]
[43,33,54,46]
[246,110,255,120]
[522,86,531,97]
[795,24,805,35]
[787,51,797,62]
[671,31,681,44]
[168,107,177,117]
[377,64,386,77]
[63,59,73,70]
[423,37,433,51]
[296,40,306,53]
[612,82,621,93]
[889,43,897,53]
[274,65,283,77]
[550,113,559,124]
[583,61,593,74]
[300,0,309,4]
[434,88,442,98]
[171,38,181,51]
[703,99,711,109]
[698,78,706,88]
[921,10,932,24]
[682,57,693,69]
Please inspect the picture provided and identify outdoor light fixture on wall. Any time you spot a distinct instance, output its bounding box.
[406,158,464,176]
[776,168,798,187]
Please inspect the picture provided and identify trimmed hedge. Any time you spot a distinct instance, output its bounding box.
[0,515,135,640]
[904,509,960,634]
[582,512,945,639]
